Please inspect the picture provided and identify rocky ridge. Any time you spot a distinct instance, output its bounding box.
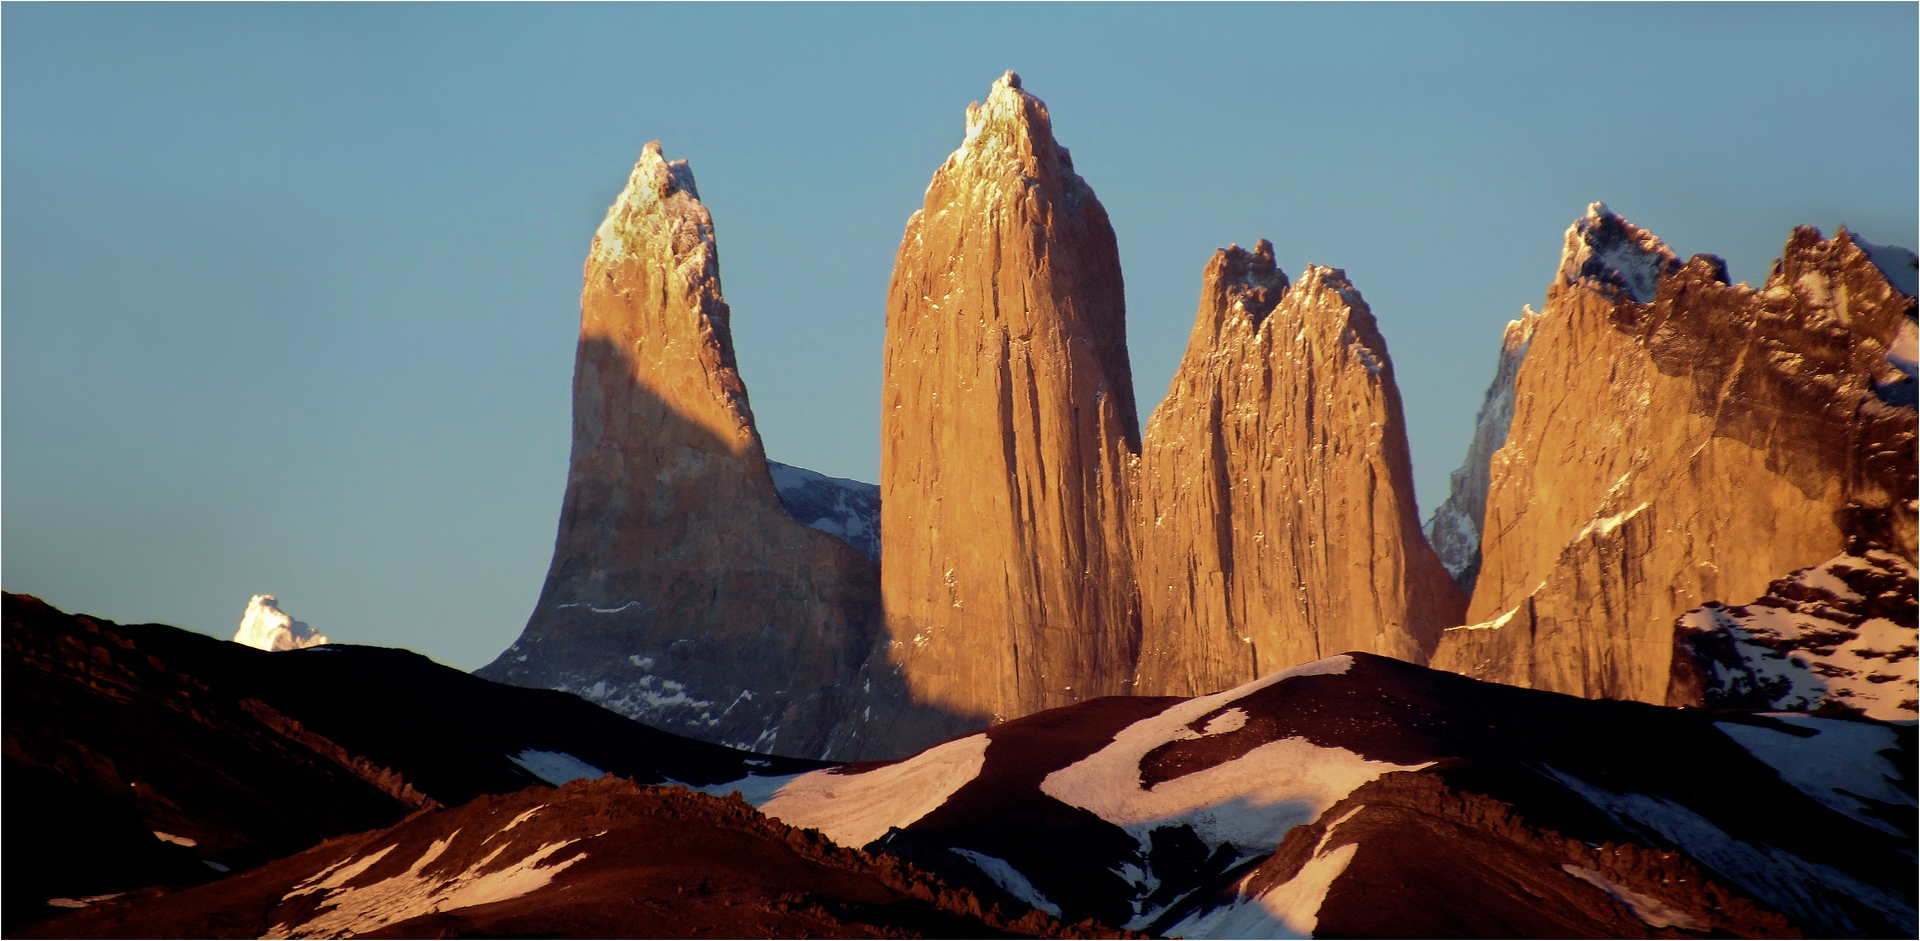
[1132,241,1465,696]
[743,652,1914,937]
[1432,204,1918,707]
[25,777,1128,940]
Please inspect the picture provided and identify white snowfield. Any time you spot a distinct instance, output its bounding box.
[1560,202,1679,304]
[1041,655,1426,857]
[756,734,990,848]
[1169,805,1367,940]
[1035,655,1427,930]
[951,847,1063,918]
[233,594,329,652]
[265,815,591,939]
[1854,234,1919,298]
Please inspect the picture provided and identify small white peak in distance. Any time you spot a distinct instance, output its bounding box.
[233,594,330,651]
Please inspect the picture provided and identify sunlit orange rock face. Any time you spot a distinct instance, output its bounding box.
[479,143,959,760]
[1432,205,1918,705]
[1131,242,1467,697]
[879,72,1144,723]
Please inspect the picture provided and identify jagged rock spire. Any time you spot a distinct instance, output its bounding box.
[1133,247,1466,696]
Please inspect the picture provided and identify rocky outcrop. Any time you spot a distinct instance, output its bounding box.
[1132,243,1465,697]
[477,143,959,760]
[1433,204,1918,706]
[1425,310,1540,592]
[879,72,1143,723]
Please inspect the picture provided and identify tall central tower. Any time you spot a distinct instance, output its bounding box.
[879,73,1143,722]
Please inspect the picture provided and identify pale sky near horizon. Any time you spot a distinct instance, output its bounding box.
[6,3,1916,670]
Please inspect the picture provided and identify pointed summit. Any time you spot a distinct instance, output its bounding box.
[589,141,709,271]
[880,74,1142,723]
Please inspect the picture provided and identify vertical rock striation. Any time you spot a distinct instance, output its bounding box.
[478,143,956,760]
[1432,204,1918,706]
[1131,242,1466,697]
[879,72,1143,723]
[1424,310,1540,593]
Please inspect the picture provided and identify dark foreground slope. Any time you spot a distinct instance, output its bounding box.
[753,653,1916,938]
[20,778,1123,940]
[2,593,818,931]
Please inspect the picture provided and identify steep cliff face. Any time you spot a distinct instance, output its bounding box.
[1132,243,1466,697]
[478,143,955,760]
[1424,311,1540,593]
[1433,204,1918,705]
[880,72,1143,723]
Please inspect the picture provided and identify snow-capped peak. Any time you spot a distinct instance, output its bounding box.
[233,594,329,652]
[1556,202,1680,304]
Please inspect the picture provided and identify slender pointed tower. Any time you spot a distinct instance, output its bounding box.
[480,143,958,760]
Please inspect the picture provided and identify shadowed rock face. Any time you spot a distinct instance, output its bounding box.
[880,72,1143,723]
[1425,310,1540,593]
[477,143,964,761]
[1132,242,1466,697]
[1433,205,1918,706]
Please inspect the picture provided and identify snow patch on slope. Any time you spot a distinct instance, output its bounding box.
[1853,233,1919,298]
[758,734,990,848]
[234,595,329,652]
[1561,865,1705,930]
[1715,716,1913,836]
[1557,202,1680,304]
[1425,309,1539,590]
[266,829,591,939]
[1169,806,1366,939]
[952,848,1063,918]
[508,749,606,787]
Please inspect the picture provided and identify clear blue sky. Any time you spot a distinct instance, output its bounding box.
[7,4,1915,669]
